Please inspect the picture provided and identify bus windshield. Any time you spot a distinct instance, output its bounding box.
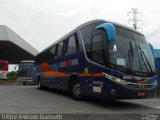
[0,62,6,70]
[19,62,34,77]
[108,27,155,76]
[0,60,8,71]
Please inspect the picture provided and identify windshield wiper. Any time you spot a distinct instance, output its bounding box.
[127,41,134,72]
[140,50,153,73]
[138,44,153,73]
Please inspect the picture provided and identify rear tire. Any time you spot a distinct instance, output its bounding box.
[23,82,26,85]
[70,80,83,100]
[38,79,45,90]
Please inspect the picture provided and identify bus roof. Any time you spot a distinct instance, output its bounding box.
[37,19,144,56]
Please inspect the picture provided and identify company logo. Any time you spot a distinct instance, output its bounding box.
[123,76,147,81]
[142,114,158,120]
[59,59,78,68]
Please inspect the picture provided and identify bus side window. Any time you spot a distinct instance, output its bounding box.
[50,46,56,57]
[63,40,68,55]
[91,34,105,65]
[57,41,64,57]
[66,34,79,55]
[75,34,79,51]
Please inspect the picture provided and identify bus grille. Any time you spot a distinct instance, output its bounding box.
[143,84,154,89]
[126,83,155,90]
[126,83,141,89]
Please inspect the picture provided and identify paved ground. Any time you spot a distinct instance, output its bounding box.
[0,84,160,119]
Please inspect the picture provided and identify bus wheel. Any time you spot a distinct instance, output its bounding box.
[38,79,45,90]
[23,82,26,85]
[70,81,82,100]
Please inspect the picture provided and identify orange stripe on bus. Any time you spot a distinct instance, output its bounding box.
[40,63,53,72]
[43,71,105,78]
[39,63,105,78]
[43,71,70,77]
[79,73,105,77]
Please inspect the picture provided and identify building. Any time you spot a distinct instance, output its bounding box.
[0,25,39,64]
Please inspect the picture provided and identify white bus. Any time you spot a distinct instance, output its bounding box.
[18,60,34,85]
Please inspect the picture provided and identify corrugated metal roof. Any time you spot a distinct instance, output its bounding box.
[0,25,8,41]
[0,25,38,56]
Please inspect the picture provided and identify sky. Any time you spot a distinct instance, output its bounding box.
[0,0,160,52]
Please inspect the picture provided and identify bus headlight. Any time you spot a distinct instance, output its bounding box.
[103,73,128,85]
[112,77,128,85]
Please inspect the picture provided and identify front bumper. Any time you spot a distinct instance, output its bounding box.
[107,81,157,99]
[19,77,33,83]
[102,72,157,99]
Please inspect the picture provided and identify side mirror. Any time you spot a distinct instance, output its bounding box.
[96,23,116,42]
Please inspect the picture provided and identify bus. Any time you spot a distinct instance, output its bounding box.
[34,19,157,100]
[18,60,35,85]
[0,60,8,80]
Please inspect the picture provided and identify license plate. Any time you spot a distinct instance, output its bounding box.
[137,92,146,96]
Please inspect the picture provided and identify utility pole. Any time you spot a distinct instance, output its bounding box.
[127,8,143,31]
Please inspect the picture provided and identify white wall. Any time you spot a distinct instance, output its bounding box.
[9,64,19,72]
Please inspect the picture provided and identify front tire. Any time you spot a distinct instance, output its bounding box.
[70,81,83,100]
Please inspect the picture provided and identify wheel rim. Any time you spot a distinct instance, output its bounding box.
[73,84,81,97]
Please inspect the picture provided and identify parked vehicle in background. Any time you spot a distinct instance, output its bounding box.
[18,60,34,85]
[34,19,157,100]
[0,60,8,80]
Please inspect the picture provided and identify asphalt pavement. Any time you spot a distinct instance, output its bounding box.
[0,84,159,120]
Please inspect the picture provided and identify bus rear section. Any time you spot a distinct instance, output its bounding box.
[0,60,8,80]
[18,60,35,85]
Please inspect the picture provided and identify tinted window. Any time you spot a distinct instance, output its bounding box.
[19,63,34,77]
[45,50,55,61]
[133,33,155,72]
[57,42,64,57]
[81,26,92,55]
[67,35,79,55]
[109,27,140,71]
[50,46,56,55]
[0,62,5,68]
[91,35,104,64]
[80,22,104,59]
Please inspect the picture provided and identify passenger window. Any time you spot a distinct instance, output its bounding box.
[48,46,56,59]
[81,22,104,59]
[66,35,79,55]
[50,46,56,55]
[57,42,64,57]
[91,35,104,64]
[63,40,67,55]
